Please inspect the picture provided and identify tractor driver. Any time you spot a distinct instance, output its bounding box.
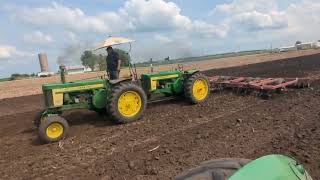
[106,46,121,80]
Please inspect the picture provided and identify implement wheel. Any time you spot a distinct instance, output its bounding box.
[184,73,210,104]
[175,158,251,180]
[107,82,147,124]
[38,116,69,143]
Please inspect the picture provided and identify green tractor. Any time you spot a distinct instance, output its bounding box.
[176,154,313,180]
[35,37,210,143]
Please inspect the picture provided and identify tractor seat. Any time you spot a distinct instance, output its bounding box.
[109,78,132,84]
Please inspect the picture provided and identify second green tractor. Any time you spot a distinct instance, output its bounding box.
[36,68,210,143]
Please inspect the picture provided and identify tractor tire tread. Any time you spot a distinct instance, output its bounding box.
[38,116,69,144]
[107,82,147,124]
[184,72,210,104]
[175,158,251,180]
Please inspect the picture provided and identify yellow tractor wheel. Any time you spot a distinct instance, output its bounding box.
[38,116,69,143]
[107,82,147,124]
[184,73,210,104]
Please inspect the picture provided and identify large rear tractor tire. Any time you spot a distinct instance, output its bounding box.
[38,116,69,143]
[184,73,210,104]
[175,158,251,180]
[107,82,147,124]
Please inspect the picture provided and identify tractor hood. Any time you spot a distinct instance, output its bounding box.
[42,78,106,108]
[42,78,106,91]
[229,154,312,180]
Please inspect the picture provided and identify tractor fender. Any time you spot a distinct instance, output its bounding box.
[183,70,200,79]
[108,78,133,85]
[184,69,199,76]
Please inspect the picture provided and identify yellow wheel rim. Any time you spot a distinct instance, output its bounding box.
[192,78,209,101]
[118,91,142,117]
[46,123,64,139]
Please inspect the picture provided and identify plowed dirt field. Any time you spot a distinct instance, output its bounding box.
[0,53,320,180]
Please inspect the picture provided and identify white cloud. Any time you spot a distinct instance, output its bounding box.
[0,44,34,60]
[286,1,320,38]
[208,0,320,49]
[119,0,227,38]
[23,31,53,44]
[214,0,278,14]
[120,0,191,31]
[0,45,16,59]
[6,2,111,33]
[213,0,288,32]
[5,0,226,38]
[65,31,78,42]
[231,10,287,31]
[212,0,315,34]
[191,20,229,38]
[154,34,172,44]
[2,0,320,64]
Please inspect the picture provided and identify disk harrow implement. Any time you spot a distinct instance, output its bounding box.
[209,76,310,98]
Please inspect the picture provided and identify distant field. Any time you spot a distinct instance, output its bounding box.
[0,49,320,99]
[136,49,269,67]
[0,78,11,82]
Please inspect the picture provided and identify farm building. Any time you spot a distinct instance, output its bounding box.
[313,41,320,48]
[279,46,297,52]
[65,66,92,74]
[296,42,314,50]
[280,41,320,52]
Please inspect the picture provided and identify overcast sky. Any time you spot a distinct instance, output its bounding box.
[0,0,319,78]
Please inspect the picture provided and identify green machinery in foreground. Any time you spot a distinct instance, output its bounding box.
[176,154,313,180]
[35,65,210,143]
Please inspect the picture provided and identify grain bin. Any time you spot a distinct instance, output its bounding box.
[38,53,49,72]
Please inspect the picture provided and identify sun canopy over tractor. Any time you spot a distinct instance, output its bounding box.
[94,37,135,50]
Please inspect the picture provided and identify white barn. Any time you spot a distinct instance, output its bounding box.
[66,66,92,75]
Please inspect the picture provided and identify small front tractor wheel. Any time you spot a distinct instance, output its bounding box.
[38,116,69,143]
[107,82,147,124]
[184,73,210,104]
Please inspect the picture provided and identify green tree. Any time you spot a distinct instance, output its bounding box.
[81,50,98,71]
[97,54,107,71]
[114,48,131,67]
[81,49,131,71]
[10,73,30,80]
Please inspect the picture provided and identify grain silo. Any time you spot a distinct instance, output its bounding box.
[38,53,49,72]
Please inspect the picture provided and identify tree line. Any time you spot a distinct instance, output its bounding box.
[80,48,131,71]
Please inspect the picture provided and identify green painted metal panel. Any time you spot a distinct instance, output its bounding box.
[230,155,308,180]
[92,89,107,109]
[141,70,183,78]
[141,70,184,94]
[172,77,184,94]
[185,69,199,74]
[42,78,106,90]
[154,87,173,94]
[46,103,91,114]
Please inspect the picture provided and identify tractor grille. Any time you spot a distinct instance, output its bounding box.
[43,90,54,107]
